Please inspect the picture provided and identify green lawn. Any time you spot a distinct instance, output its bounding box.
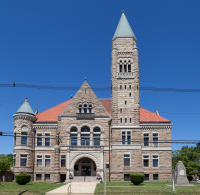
[95,182,200,195]
[0,181,65,195]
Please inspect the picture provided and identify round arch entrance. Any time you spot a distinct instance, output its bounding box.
[74,158,96,176]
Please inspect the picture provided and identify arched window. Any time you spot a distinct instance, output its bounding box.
[81,126,90,132]
[81,126,90,146]
[70,127,78,146]
[93,127,101,146]
[84,104,87,113]
[79,105,82,113]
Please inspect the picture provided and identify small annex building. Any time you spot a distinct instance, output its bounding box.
[13,11,172,182]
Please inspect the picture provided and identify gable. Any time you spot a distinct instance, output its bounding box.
[61,81,110,117]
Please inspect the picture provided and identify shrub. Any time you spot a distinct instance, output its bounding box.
[15,174,31,185]
[130,174,145,185]
[187,175,193,182]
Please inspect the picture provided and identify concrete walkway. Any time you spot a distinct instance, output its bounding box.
[46,182,98,195]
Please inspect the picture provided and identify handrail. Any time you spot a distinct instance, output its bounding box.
[67,183,71,195]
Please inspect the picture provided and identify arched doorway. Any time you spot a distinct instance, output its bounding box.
[74,158,96,176]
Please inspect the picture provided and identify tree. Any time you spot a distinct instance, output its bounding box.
[196,142,200,150]
[0,154,13,182]
[172,146,200,176]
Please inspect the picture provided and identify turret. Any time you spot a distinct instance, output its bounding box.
[13,97,36,176]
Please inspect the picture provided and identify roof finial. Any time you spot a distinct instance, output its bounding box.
[25,97,28,102]
[85,77,87,81]
[122,9,125,13]
[71,95,73,99]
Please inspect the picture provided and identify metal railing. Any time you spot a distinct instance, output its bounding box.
[67,183,71,195]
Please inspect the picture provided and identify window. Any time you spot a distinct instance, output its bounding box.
[81,126,90,132]
[129,118,132,123]
[153,133,158,146]
[84,104,87,113]
[124,174,130,181]
[144,174,149,181]
[120,65,122,72]
[61,155,66,167]
[21,132,27,145]
[70,127,77,146]
[122,131,131,145]
[94,134,100,146]
[45,155,51,167]
[143,155,149,167]
[129,93,131,97]
[13,154,16,167]
[153,155,158,167]
[144,134,149,146]
[129,85,131,89]
[81,134,90,146]
[45,133,50,146]
[106,163,109,169]
[125,118,127,123]
[128,65,131,72]
[120,118,122,123]
[120,85,122,89]
[124,154,130,167]
[125,100,127,105]
[37,155,42,167]
[153,174,159,181]
[71,134,77,146]
[14,133,16,146]
[36,174,42,181]
[120,108,122,113]
[124,65,127,72]
[79,105,82,113]
[37,133,42,146]
[78,103,93,114]
[45,174,50,181]
[125,85,126,89]
[20,154,27,167]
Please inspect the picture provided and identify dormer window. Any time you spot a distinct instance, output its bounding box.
[77,103,93,114]
[84,104,87,113]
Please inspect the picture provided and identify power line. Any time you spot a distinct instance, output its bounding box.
[1,132,199,144]
[2,82,200,92]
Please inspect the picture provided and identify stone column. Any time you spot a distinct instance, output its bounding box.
[77,132,81,146]
[90,132,93,146]
[54,145,60,183]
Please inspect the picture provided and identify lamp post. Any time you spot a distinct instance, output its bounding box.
[32,128,36,181]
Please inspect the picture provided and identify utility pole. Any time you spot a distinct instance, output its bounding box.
[32,128,36,181]
[108,119,112,182]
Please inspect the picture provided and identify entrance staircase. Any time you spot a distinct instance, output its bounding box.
[71,176,98,182]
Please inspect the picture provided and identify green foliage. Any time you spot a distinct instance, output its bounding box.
[130,174,144,185]
[172,146,200,176]
[15,174,31,185]
[0,154,13,179]
[187,175,193,182]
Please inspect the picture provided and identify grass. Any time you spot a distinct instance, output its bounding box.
[0,181,65,195]
[94,182,200,195]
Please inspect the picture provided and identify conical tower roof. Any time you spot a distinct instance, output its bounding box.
[113,10,136,40]
[16,97,35,115]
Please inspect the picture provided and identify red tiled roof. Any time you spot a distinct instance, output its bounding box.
[36,99,170,123]
[36,100,71,122]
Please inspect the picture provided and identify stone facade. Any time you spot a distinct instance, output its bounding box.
[13,12,173,182]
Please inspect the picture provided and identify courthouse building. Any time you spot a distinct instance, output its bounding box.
[13,12,172,182]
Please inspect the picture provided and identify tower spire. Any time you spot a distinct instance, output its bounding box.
[113,11,136,40]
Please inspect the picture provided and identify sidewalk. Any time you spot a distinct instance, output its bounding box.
[46,182,97,195]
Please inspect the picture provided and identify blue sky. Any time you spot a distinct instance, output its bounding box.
[0,0,200,154]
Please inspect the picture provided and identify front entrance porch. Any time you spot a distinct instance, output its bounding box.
[74,158,96,176]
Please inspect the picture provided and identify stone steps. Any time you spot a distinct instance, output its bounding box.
[70,176,99,183]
